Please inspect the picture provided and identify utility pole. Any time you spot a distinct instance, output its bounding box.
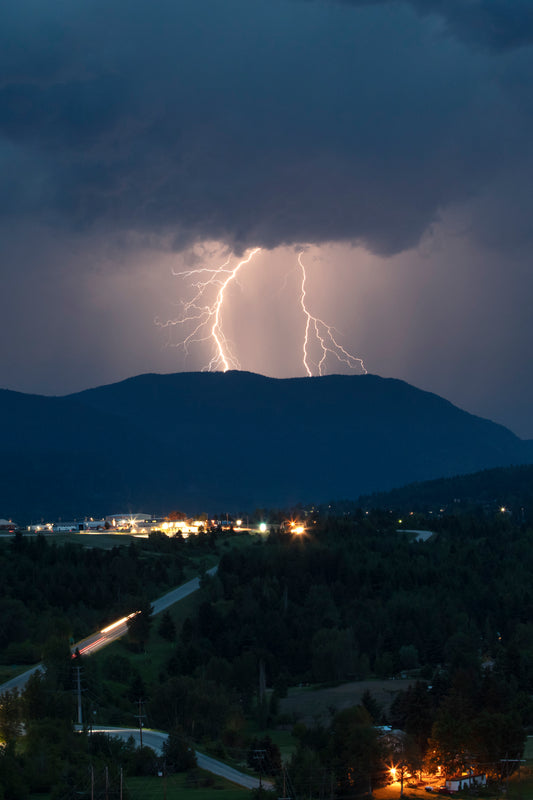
[259,659,266,702]
[74,665,83,727]
[279,766,292,800]
[253,749,266,789]
[500,758,525,795]
[135,698,146,748]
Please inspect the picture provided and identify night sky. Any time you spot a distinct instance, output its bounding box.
[2,0,533,437]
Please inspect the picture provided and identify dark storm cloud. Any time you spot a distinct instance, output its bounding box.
[330,0,533,51]
[0,0,532,255]
[1,0,533,441]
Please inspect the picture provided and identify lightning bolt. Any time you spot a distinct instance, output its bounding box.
[157,247,261,371]
[158,245,367,377]
[298,251,367,376]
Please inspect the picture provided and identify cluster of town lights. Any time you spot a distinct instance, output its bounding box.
[28,515,308,538]
[291,523,305,535]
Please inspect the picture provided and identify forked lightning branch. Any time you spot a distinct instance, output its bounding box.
[157,248,367,377]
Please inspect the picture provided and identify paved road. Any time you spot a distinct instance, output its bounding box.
[0,565,218,692]
[0,664,43,693]
[151,567,217,616]
[92,727,273,790]
[75,566,218,658]
[0,565,267,790]
[397,528,434,542]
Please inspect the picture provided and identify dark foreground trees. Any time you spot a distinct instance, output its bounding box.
[0,533,190,665]
[1,510,532,795]
[126,599,153,651]
[426,686,526,780]
[288,705,385,799]
[162,726,197,772]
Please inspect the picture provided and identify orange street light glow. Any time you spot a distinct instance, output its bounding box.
[292,525,305,534]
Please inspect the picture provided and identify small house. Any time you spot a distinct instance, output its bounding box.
[445,773,487,792]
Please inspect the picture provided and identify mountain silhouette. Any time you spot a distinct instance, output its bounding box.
[1,371,531,522]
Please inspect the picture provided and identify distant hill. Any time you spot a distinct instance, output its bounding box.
[356,463,533,519]
[0,371,532,523]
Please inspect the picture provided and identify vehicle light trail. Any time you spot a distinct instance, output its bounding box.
[159,246,367,376]
[71,611,141,657]
[100,612,139,635]
[298,252,366,376]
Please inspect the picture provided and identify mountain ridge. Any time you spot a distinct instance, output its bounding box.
[1,371,531,522]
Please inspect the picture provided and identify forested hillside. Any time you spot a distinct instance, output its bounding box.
[2,371,532,521]
[1,515,532,796]
[172,515,532,793]
[0,532,207,665]
[356,464,533,519]
[181,514,533,687]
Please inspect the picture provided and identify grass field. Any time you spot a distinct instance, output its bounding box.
[91,588,203,688]
[279,678,417,725]
[27,769,250,800]
[124,769,250,800]
[0,664,27,682]
[243,717,296,761]
[31,531,137,548]
[506,771,533,800]
[523,737,533,762]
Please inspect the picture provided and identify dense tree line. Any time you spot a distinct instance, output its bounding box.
[0,531,213,664]
[355,463,533,520]
[0,663,197,799]
[1,513,532,796]
[286,668,526,798]
[0,527,226,796]
[165,514,532,792]
[174,515,533,689]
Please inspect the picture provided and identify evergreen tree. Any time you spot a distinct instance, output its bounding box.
[162,726,197,772]
[158,610,176,641]
[127,599,153,651]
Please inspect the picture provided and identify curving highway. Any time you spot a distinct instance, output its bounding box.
[90,726,273,790]
[0,566,218,692]
[0,565,274,790]
[0,565,275,789]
